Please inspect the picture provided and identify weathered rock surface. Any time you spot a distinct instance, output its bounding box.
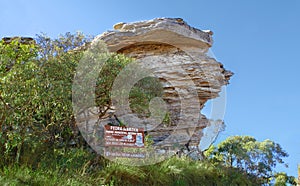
[97,18,213,52]
[78,18,233,153]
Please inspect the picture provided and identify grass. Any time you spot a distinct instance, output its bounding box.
[0,151,258,186]
[0,166,93,186]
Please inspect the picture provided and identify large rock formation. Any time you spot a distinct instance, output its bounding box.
[76,18,232,155]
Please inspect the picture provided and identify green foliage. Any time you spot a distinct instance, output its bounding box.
[0,32,295,185]
[101,162,146,185]
[0,32,163,169]
[95,54,133,116]
[205,136,291,185]
[0,38,39,165]
[162,111,172,126]
[0,33,133,168]
[0,165,95,185]
[144,134,154,147]
[36,32,92,59]
[98,156,259,186]
[0,156,257,185]
[129,77,164,117]
[274,172,297,186]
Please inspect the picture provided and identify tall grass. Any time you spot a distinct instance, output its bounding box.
[0,166,94,186]
[0,149,259,186]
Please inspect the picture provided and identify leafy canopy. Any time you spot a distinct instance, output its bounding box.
[205,135,295,185]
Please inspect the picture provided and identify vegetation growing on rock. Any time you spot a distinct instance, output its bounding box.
[0,33,296,185]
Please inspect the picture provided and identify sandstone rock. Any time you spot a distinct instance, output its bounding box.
[78,18,233,154]
[113,22,126,30]
[95,18,213,52]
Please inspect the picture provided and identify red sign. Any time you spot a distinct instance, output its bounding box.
[104,125,145,148]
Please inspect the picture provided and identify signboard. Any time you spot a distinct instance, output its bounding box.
[104,125,145,148]
[104,150,146,159]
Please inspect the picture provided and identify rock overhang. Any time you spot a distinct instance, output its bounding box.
[77,18,233,155]
[96,18,213,52]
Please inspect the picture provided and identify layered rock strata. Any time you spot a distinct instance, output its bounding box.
[79,18,233,151]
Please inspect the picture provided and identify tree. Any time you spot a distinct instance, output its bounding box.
[0,32,133,166]
[205,136,291,184]
[0,31,156,169]
[0,34,86,164]
[274,172,297,186]
[0,38,39,165]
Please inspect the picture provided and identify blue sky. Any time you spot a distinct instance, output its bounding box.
[1,0,299,177]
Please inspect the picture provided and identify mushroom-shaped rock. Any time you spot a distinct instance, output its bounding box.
[82,18,233,153]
